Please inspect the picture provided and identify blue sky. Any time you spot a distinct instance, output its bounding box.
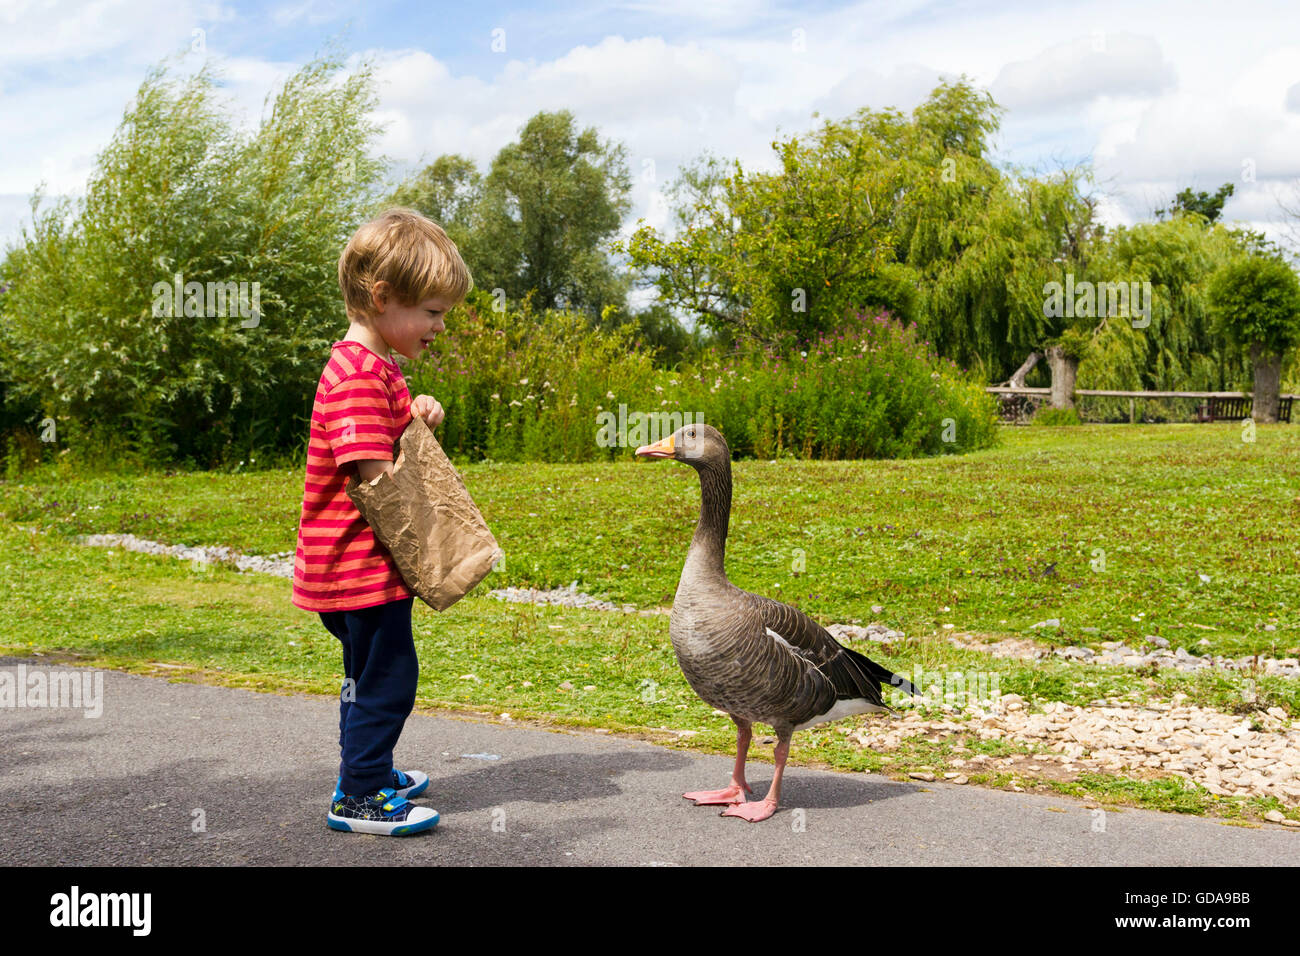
[4,0,1300,268]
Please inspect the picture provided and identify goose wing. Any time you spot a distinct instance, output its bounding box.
[748,592,912,710]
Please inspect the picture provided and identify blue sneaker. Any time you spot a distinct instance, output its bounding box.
[332,770,428,801]
[327,787,439,836]
[391,769,429,799]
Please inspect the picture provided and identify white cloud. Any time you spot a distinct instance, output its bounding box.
[0,0,244,240]
[367,37,752,196]
[0,0,206,65]
[5,0,1300,257]
[612,0,770,26]
[813,62,963,120]
[990,33,1176,114]
[1287,81,1300,113]
[270,0,347,27]
[1090,48,1300,236]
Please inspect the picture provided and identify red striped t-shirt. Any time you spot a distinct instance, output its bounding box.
[292,340,414,612]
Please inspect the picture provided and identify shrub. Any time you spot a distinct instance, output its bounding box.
[405,289,659,462]
[1031,406,1083,426]
[0,53,387,470]
[411,303,999,461]
[671,311,999,459]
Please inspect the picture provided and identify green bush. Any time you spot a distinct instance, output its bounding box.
[0,52,387,470]
[412,302,998,461]
[671,311,1000,459]
[1031,406,1083,426]
[406,289,659,463]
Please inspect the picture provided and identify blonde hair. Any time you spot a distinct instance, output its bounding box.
[338,207,473,321]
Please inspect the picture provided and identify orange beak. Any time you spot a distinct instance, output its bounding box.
[635,434,675,459]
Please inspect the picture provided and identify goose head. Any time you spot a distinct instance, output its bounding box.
[634,423,730,470]
[637,422,733,569]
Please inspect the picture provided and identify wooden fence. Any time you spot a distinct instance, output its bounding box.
[985,388,1296,424]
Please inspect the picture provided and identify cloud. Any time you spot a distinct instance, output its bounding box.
[4,0,1300,258]
[990,32,1176,114]
[611,0,770,26]
[813,62,961,120]
[270,0,348,27]
[0,0,208,66]
[368,37,750,189]
[1098,117,1300,235]
[1091,48,1300,234]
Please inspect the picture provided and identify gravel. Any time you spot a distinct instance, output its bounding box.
[71,533,664,613]
[947,632,1300,679]
[825,622,906,642]
[488,582,665,615]
[851,693,1300,807]
[77,532,296,578]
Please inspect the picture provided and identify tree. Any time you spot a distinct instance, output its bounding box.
[475,110,631,318]
[920,165,1105,391]
[0,50,388,466]
[392,112,632,321]
[1082,218,1247,397]
[619,91,944,346]
[1157,183,1235,224]
[619,78,1095,377]
[1207,250,1300,423]
[388,153,482,252]
[592,300,703,367]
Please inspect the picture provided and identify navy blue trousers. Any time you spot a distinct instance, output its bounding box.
[318,597,418,797]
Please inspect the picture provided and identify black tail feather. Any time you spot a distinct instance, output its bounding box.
[845,646,919,700]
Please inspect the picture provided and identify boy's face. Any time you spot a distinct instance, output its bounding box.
[369,284,454,361]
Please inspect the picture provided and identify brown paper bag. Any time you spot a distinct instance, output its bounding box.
[346,416,503,611]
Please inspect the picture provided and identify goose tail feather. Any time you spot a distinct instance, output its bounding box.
[845,647,920,701]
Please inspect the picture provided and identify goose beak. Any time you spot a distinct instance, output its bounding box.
[635,434,675,459]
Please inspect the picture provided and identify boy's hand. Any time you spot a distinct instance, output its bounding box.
[411,394,444,428]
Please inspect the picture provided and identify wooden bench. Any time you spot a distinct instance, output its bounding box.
[1196,396,1294,423]
[996,392,1045,423]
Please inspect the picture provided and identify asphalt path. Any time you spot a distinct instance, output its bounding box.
[2,657,1296,866]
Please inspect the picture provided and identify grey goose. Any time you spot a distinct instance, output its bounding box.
[636,423,918,822]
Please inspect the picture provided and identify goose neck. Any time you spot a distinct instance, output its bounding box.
[687,459,731,579]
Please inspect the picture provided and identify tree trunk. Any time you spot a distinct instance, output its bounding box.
[1045,346,1078,410]
[1008,351,1041,389]
[1251,342,1282,424]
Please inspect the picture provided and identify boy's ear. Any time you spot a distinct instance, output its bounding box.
[369,280,391,313]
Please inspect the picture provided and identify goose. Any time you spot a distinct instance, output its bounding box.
[635,423,918,822]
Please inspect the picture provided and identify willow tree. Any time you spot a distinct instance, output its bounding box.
[1207,249,1300,422]
[902,161,1106,391]
[1064,217,1250,418]
[0,51,388,465]
[620,79,1008,349]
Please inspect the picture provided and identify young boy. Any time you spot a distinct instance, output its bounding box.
[292,207,472,836]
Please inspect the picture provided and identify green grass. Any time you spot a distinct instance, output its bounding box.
[5,424,1297,655]
[3,423,1298,822]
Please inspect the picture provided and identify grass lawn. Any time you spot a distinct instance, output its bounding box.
[3,423,1298,821]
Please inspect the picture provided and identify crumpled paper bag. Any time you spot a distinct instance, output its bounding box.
[346,416,503,611]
